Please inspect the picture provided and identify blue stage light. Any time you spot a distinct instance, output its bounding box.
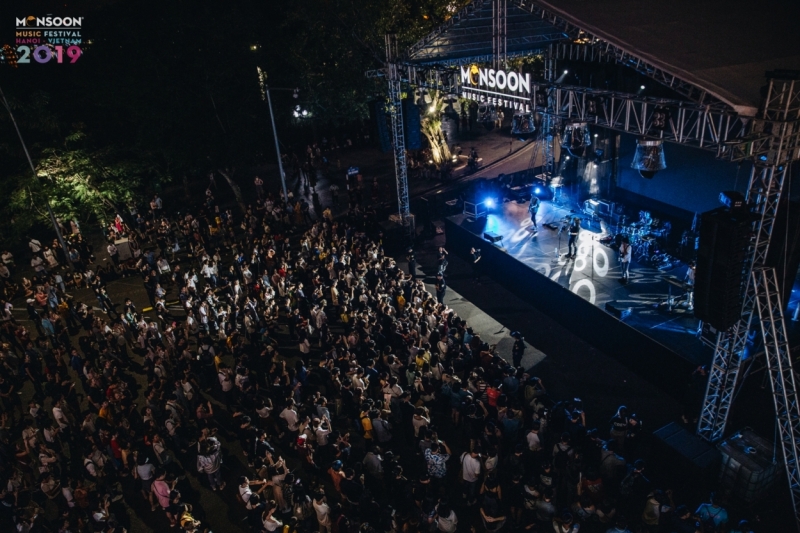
[534,187,542,194]
[484,198,495,208]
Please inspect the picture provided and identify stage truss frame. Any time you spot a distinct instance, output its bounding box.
[369,6,800,523]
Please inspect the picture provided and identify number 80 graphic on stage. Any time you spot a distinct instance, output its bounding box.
[9,45,82,64]
[573,232,609,277]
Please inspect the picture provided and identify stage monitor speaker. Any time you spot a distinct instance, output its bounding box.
[605,301,632,320]
[402,99,422,150]
[695,208,751,330]
[372,101,392,153]
[483,232,502,244]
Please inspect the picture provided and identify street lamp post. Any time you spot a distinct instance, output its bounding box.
[257,67,291,203]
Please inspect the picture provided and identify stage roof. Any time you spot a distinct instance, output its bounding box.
[536,0,800,115]
[408,0,800,115]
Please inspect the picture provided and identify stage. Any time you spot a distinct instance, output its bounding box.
[445,199,711,394]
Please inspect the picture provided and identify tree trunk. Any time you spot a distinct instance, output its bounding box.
[217,168,246,214]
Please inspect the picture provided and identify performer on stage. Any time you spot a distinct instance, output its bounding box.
[470,247,482,282]
[528,195,540,234]
[567,218,581,259]
[437,246,449,275]
[619,236,632,282]
[685,261,696,310]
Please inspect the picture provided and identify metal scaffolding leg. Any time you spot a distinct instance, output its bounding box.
[752,267,800,530]
[698,163,789,442]
[385,35,412,239]
[492,0,507,70]
[698,76,800,443]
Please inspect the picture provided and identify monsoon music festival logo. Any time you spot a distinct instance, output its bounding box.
[2,14,84,66]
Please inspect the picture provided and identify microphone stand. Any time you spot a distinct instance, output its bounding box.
[553,221,565,263]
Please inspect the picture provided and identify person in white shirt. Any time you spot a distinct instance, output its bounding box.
[28,238,42,254]
[238,476,269,508]
[460,450,482,504]
[107,243,119,266]
[31,255,45,274]
[280,400,300,436]
[314,417,331,446]
[53,400,70,430]
[619,236,632,281]
[527,422,542,452]
[313,492,331,533]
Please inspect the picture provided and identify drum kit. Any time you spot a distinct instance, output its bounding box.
[610,210,677,269]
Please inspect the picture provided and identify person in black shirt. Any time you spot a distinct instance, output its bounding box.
[528,195,540,234]
[470,247,482,282]
[340,468,364,507]
[406,248,416,280]
[567,218,581,259]
[511,331,525,368]
[435,274,447,304]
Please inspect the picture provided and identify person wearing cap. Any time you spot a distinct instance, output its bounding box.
[328,460,344,494]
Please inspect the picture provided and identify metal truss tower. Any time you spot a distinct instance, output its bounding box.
[384,35,413,238]
[529,50,557,180]
[697,75,800,529]
[492,0,507,70]
[751,266,800,525]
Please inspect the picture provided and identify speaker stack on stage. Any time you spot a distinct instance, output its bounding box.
[694,207,752,330]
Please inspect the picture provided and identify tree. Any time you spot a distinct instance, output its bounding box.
[420,90,452,166]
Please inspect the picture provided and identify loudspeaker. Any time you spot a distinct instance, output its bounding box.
[484,232,502,243]
[402,99,422,150]
[650,422,720,501]
[605,301,632,320]
[372,101,392,153]
[695,208,751,330]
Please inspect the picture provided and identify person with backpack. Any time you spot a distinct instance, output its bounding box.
[197,437,225,491]
[552,432,574,472]
[197,336,216,391]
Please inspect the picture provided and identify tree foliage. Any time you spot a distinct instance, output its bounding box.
[0,0,468,247]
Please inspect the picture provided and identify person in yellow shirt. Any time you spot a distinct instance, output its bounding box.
[415,349,430,369]
[396,291,406,312]
[360,409,373,441]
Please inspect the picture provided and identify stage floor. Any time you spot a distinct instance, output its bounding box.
[448,200,712,366]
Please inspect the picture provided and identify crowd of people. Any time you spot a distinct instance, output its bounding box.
[0,165,752,533]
